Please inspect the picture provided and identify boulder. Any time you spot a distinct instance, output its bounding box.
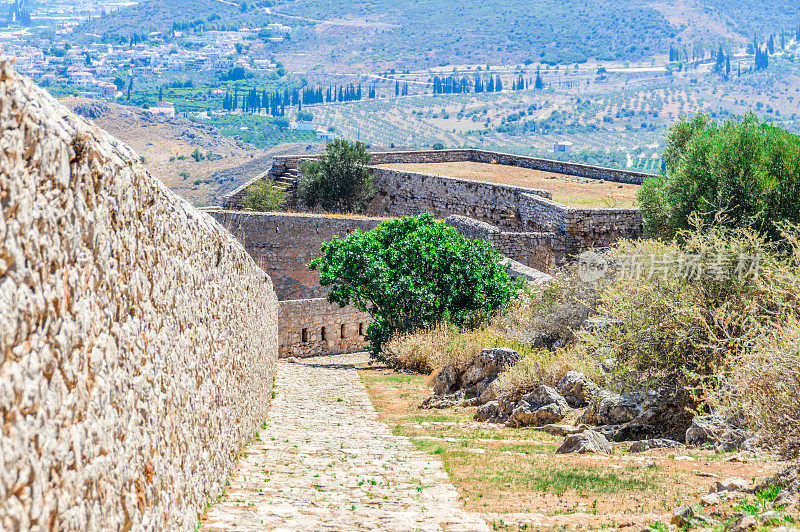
[578,390,639,426]
[556,430,612,454]
[711,477,750,494]
[433,365,459,396]
[474,401,507,424]
[556,371,598,407]
[460,347,519,388]
[715,429,754,453]
[541,424,589,436]
[506,386,571,428]
[726,514,758,532]
[686,415,726,447]
[479,379,501,404]
[420,389,465,409]
[672,506,715,528]
[611,388,694,442]
[628,438,685,453]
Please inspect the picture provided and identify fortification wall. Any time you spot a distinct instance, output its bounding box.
[368,168,551,229]
[207,211,384,300]
[268,149,650,185]
[0,63,279,530]
[444,215,566,272]
[517,193,642,254]
[279,299,370,358]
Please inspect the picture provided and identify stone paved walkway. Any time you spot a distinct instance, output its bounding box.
[200,353,489,531]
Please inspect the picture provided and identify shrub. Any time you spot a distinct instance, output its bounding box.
[309,214,520,359]
[716,319,800,457]
[298,139,375,213]
[638,112,800,241]
[242,179,288,211]
[580,226,773,407]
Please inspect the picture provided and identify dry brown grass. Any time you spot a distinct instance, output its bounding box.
[381,281,600,393]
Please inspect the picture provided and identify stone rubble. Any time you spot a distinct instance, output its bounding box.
[201,353,488,531]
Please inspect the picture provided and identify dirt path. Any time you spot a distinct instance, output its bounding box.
[200,353,488,531]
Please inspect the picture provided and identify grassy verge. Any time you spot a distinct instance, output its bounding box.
[356,361,789,530]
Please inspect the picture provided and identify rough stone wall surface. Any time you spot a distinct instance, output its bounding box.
[518,193,643,255]
[368,168,551,230]
[0,63,279,531]
[444,215,565,272]
[207,210,384,300]
[279,299,371,358]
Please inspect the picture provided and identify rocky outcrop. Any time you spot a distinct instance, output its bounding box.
[556,371,598,408]
[0,62,279,530]
[557,431,613,454]
[426,347,520,409]
[506,386,570,428]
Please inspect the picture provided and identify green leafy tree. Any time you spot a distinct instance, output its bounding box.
[242,180,288,211]
[638,112,800,241]
[309,214,520,359]
[298,139,375,213]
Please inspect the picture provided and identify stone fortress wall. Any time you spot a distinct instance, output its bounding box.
[1,63,279,530]
[207,211,385,300]
[205,209,551,359]
[217,148,650,358]
[206,211,379,358]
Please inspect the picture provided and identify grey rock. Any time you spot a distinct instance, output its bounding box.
[711,477,749,494]
[628,438,685,453]
[420,389,465,409]
[686,415,726,447]
[507,401,570,428]
[578,390,639,426]
[556,430,612,454]
[497,393,518,416]
[433,365,459,396]
[700,493,721,506]
[460,347,519,388]
[505,386,571,428]
[740,436,763,454]
[474,376,495,397]
[520,385,566,408]
[715,429,754,453]
[672,506,715,528]
[727,514,758,532]
[773,490,796,509]
[541,424,589,436]
[556,371,598,408]
[478,380,500,404]
[474,401,507,424]
[758,510,781,523]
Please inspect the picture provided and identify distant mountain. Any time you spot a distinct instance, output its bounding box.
[79,0,800,67]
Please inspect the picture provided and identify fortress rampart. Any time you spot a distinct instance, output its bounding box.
[207,210,384,300]
[221,149,645,257]
[1,63,279,530]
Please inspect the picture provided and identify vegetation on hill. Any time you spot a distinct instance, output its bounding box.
[310,214,519,359]
[298,139,375,213]
[638,113,800,241]
[277,0,678,66]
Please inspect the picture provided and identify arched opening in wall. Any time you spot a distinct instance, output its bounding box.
[340,324,346,338]
[358,322,364,336]
[301,328,308,343]
[321,326,327,341]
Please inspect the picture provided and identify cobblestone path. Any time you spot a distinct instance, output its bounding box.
[200,354,488,531]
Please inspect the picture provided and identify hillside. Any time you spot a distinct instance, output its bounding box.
[60,98,306,206]
[80,0,800,69]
